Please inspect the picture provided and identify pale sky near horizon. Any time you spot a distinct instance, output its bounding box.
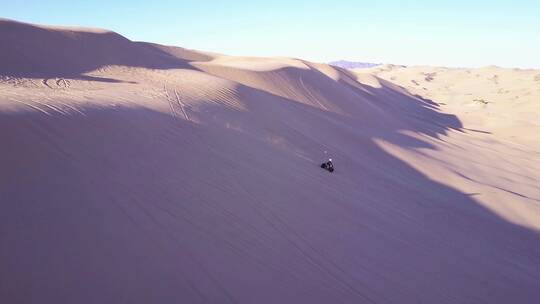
[2,0,539,68]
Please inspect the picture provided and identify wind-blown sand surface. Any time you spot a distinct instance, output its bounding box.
[361,64,540,144]
[1,19,540,303]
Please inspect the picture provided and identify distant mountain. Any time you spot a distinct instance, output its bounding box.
[329,60,380,69]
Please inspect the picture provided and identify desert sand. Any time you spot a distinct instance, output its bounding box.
[1,19,540,303]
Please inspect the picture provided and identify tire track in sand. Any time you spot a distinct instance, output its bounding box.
[164,86,190,121]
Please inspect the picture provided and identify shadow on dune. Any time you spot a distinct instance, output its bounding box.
[0,19,210,81]
[1,71,540,304]
[197,61,463,148]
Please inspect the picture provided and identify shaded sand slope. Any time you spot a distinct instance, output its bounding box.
[1,20,540,303]
[0,18,211,78]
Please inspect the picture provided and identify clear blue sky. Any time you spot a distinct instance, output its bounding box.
[2,0,539,68]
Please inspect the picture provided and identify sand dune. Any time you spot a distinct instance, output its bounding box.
[360,65,540,144]
[0,18,208,78]
[1,19,540,303]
